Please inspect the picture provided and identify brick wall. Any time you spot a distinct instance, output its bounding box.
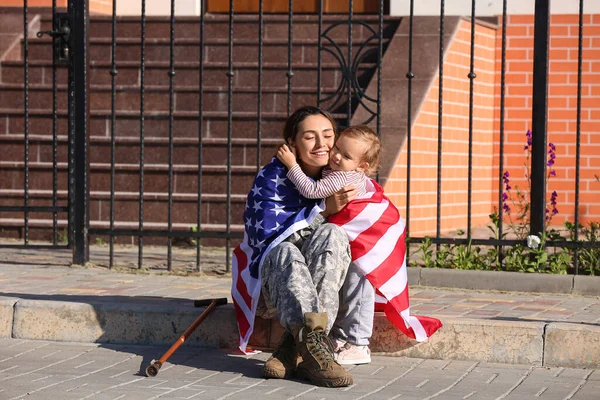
[384,19,498,237]
[495,14,600,227]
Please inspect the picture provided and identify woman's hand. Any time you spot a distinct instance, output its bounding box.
[322,186,358,217]
[276,143,298,169]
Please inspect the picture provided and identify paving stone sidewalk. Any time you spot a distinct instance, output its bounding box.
[0,338,598,400]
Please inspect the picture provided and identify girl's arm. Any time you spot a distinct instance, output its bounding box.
[287,164,347,199]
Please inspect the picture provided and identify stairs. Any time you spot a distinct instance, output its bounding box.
[0,11,401,243]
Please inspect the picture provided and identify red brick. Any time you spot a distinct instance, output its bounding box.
[549,49,570,60]
[509,37,534,49]
[509,15,535,25]
[550,61,579,73]
[506,26,530,37]
[550,26,571,37]
[508,61,534,73]
[551,15,591,25]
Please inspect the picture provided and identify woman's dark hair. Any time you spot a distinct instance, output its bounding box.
[282,106,338,144]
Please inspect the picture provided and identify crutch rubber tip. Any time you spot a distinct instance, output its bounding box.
[145,360,162,377]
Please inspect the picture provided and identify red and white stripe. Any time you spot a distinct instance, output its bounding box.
[329,180,442,342]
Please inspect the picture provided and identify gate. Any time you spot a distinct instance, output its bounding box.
[0,0,89,261]
[0,0,390,269]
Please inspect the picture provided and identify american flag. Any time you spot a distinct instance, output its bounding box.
[232,158,325,352]
[328,179,442,341]
[232,159,441,352]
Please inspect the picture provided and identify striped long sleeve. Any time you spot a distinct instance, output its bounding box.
[286,164,367,199]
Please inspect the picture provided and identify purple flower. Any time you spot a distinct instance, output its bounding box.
[548,159,555,167]
[502,171,511,191]
[526,129,533,146]
[550,170,556,177]
[503,203,511,213]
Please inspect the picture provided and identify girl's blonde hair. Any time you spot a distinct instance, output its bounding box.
[339,125,381,176]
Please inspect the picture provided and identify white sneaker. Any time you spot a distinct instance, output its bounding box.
[333,338,347,353]
[335,343,371,365]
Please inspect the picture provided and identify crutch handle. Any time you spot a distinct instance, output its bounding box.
[194,297,228,308]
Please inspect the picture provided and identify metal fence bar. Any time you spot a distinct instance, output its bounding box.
[530,0,550,238]
[287,0,294,116]
[347,0,353,126]
[405,0,414,237]
[52,0,58,245]
[167,0,176,270]
[23,0,29,245]
[71,0,91,265]
[256,0,263,172]
[466,0,476,240]
[574,0,584,274]
[109,0,118,268]
[225,0,234,272]
[436,0,445,242]
[196,0,206,272]
[497,0,508,264]
[138,0,146,269]
[317,0,323,105]
[376,0,382,140]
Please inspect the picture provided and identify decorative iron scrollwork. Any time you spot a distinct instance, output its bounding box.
[318,20,381,126]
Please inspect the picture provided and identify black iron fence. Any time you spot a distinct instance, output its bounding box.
[1,0,598,274]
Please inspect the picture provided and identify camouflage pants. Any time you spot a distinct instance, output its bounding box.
[260,219,351,333]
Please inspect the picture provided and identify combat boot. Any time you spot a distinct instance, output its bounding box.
[295,312,354,387]
[262,331,301,378]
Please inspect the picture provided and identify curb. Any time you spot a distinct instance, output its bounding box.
[2,296,599,369]
[409,268,600,296]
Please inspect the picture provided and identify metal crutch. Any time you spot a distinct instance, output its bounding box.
[145,297,228,377]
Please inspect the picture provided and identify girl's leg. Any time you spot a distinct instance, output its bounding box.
[331,262,375,346]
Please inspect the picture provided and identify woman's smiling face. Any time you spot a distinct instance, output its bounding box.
[289,114,336,178]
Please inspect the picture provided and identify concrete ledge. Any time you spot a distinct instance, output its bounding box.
[370,315,545,366]
[12,299,238,348]
[573,275,600,296]
[544,323,600,369]
[417,268,576,294]
[0,297,17,338]
[6,297,600,369]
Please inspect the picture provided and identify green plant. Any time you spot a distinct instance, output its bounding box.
[453,240,482,270]
[418,237,435,268]
[565,221,600,275]
[435,244,454,268]
[95,237,105,246]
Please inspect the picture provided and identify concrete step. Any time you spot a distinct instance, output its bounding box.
[0,108,341,139]
[18,37,388,64]
[0,134,280,167]
[0,82,346,114]
[0,60,374,89]
[0,188,249,229]
[0,159,259,194]
[36,14,401,41]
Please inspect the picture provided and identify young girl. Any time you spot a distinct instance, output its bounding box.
[277,125,381,365]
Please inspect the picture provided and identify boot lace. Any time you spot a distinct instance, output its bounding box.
[305,330,336,364]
